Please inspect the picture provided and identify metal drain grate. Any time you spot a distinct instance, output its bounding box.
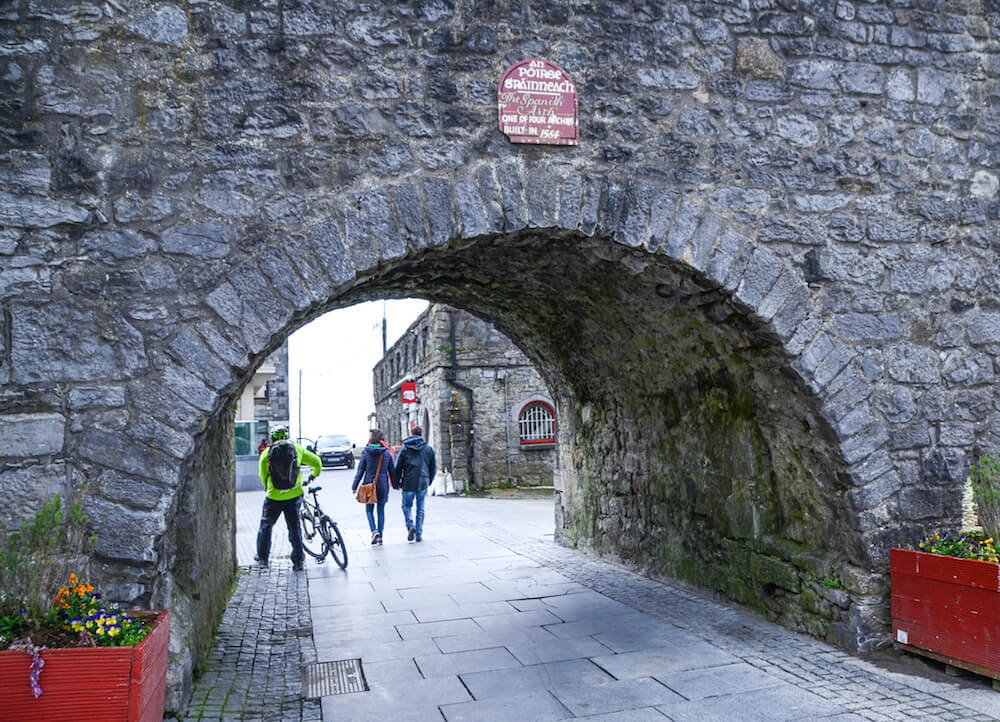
[303,658,368,698]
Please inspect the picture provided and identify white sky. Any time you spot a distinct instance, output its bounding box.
[287,298,429,447]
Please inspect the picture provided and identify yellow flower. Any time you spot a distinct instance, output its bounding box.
[69,573,78,585]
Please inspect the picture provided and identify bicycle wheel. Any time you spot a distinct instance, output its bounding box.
[321,516,348,569]
[300,504,326,560]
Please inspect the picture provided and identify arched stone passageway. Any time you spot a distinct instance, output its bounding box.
[4,0,998,711]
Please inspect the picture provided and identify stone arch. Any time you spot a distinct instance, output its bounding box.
[157,160,885,657]
[17,160,905,706]
[6,0,998,711]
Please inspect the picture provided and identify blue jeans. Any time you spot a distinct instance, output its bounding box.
[365,502,385,535]
[401,488,426,539]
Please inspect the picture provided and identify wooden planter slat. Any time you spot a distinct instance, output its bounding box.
[0,610,169,722]
[892,575,1000,635]
[891,548,1000,683]
[890,547,1000,591]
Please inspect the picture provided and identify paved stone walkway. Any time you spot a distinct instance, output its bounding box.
[475,521,1000,721]
[180,481,1000,721]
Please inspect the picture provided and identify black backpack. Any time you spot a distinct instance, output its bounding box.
[268,441,299,490]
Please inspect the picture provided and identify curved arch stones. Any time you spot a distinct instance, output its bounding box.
[4,1,997,711]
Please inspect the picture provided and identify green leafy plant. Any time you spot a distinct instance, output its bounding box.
[822,578,843,589]
[0,494,96,639]
[919,530,999,564]
[969,454,1000,541]
[0,496,153,698]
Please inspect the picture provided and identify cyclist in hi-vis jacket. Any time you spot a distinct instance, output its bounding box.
[256,426,322,571]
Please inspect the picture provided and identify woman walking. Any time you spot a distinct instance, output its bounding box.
[352,429,395,545]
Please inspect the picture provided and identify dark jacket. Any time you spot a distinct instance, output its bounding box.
[352,444,394,504]
[391,435,436,492]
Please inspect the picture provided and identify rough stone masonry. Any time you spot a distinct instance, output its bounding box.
[1,0,999,712]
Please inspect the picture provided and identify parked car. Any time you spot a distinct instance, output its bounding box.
[314,434,356,469]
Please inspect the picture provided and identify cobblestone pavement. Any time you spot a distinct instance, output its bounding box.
[180,481,1000,721]
[181,564,321,721]
[181,491,320,721]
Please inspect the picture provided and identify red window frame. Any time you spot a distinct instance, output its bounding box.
[518,400,556,445]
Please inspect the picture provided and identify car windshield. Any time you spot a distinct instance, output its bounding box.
[316,435,351,450]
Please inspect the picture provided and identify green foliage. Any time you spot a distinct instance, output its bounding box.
[0,494,97,642]
[969,454,1000,541]
[919,530,999,564]
[822,578,843,589]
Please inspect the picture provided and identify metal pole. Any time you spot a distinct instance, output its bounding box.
[503,374,512,483]
[297,368,303,440]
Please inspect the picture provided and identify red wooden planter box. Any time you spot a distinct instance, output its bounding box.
[890,548,1000,683]
[0,610,169,722]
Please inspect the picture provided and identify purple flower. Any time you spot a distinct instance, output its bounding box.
[10,638,45,698]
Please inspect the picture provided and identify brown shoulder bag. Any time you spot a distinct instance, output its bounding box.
[355,450,383,505]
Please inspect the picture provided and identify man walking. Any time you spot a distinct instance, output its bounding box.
[391,425,436,542]
[256,426,322,570]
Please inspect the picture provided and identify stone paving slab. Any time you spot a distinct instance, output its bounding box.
[593,643,741,678]
[180,486,1000,721]
[571,708,670,721]
[654,661,788,699]
[413,646,523,677]
[504,634,615,666]
[320,675,470,721]
[411,599,517,622]
[656,681,847,721]
[440,689,571,721]
[459,657,615,700]
[319,637,441,665]
[553,677,687,716]
[431,624,560,654]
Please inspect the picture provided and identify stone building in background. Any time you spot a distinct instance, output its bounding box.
[234,340,290,454]
[234,342,290,489]
[253,343,291,428]
[374,304,556,490]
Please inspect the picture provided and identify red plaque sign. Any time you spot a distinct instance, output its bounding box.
[400,381,417,404]
[498,58,579,146]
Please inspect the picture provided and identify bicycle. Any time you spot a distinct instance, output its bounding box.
[299,476,348,569]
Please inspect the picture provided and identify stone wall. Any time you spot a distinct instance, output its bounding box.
[254,342,290,424]
[160,412,237,711]
[3,0,1000,707]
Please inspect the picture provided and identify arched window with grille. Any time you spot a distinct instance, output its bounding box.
[518,400,556,446]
